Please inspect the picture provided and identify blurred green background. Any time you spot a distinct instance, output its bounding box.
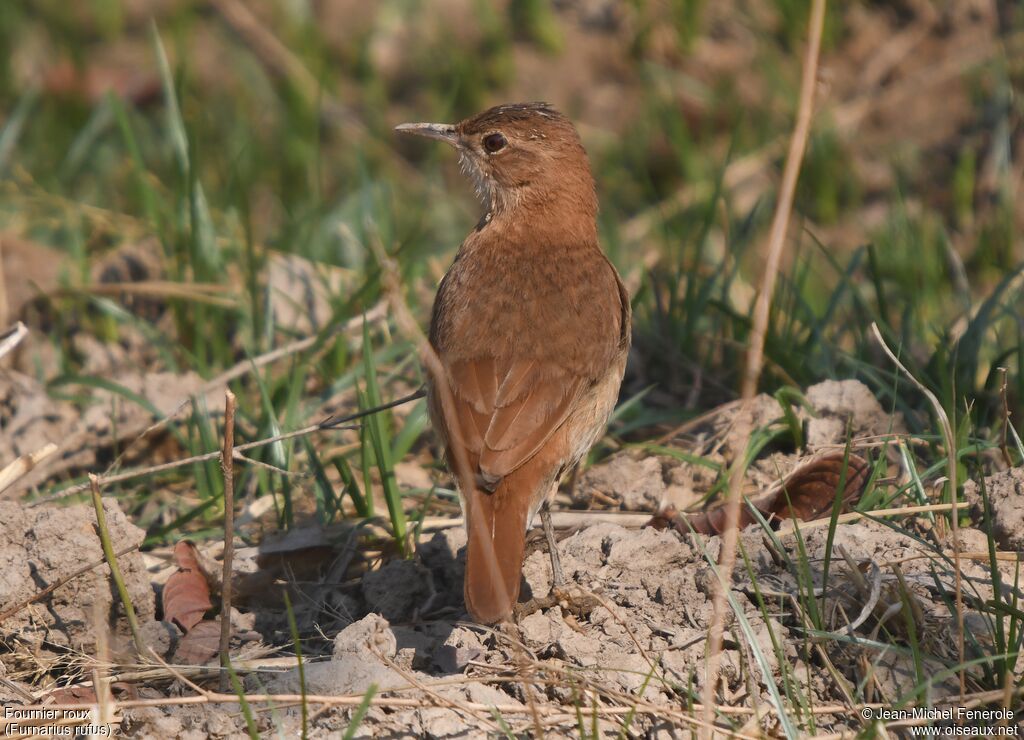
[0,0,1022,530]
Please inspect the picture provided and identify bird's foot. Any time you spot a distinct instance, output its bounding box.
[514,583,600,622]
[514,507,599,622]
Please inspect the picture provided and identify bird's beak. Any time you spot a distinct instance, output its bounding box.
[394,122,458,146]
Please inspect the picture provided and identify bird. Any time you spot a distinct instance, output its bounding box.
[396,102,631,624]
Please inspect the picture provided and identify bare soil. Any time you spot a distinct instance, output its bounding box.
[4,381,1018,735]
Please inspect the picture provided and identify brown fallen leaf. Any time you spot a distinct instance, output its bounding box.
[648,452,870,535]
[162,542,249,665]
[173,618,223,665]
[42,684,98,704]
[0,232,66,324]
[43,682,138,705]
[162,541,213,632]
[42,58,160,106]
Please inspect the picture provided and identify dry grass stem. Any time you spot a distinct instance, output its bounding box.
[0,319,28,360]
[92,599,115,728]
[31,303,388,507]
[773,501,965,535]
[218,389,237,692]
[703,0,827,732]
[50,281,238,308]
[622,27,1018,249]
[373,647,503,733]
[0,442,57,494]
[418,511,653,532]
[369,237,515,629]
[37,419,363,503]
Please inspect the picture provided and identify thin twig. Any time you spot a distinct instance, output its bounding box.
[35,423,354,504]
[871,321,965,697]
[703,0,826,731]
[373,647,502,732]
[0,320,28,360]
[26,656,1019,736]
[0,543,138,625]
[621,28,1017,250]
[88,474,146,655]
[997,367,1013,467]
[774,500,964,536]
[9,691,759,724]
[37,386,427,503]
[29,302,386,506]
[200,301,388,397]
[143,644,216,697]
[92,598,114,728]
[206,0,423,185]
[367,240,558,737]
[49,281,238,308]
[219,389,237,693]
[319,388,426,429]
[589,590,657,668]
[206,0,321,107]
[418,511,653,532]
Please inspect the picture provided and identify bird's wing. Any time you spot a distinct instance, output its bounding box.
[445,356,586,484]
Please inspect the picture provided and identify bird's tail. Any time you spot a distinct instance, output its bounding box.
[463,478,532,624]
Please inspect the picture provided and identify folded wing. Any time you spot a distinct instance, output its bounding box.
[445,356,586,486]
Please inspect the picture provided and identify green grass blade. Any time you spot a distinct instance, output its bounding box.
[303,437,341,524]
[362,317,407,554]
[333,454,370,518]
[341,684,377,740]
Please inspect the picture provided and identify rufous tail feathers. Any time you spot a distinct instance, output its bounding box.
[462,478,532,624]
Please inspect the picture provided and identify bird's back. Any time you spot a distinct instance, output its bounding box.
[428,227,629,622]
[430,229,627,376]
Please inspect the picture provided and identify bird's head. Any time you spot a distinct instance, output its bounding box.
[396,102,596,220]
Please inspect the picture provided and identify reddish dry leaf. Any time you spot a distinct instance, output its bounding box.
[172,539,205,572]
[43,59,160,106]
[771,452,870,520]
[45,682,137,704]
[162,541,213,632]
[648,452,870,536]
[44,684,97,704]
[173,619,222,665]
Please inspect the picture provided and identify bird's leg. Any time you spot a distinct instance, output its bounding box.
[541,503,566,589]
[514,504,600,623]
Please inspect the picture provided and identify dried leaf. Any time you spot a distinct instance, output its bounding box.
[173,619,222,665]
[770,452,870,521]
[43,59,160,105]
[648,452,869,535]
[44,684,97,704]
[162,541,213,632]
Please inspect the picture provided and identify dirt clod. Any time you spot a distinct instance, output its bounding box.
[574,454,666,510]
[964,466,1024,550]
[261,614,404,696]
[803,379,905,448]
[362,559,433,621]
[0,499,153,658]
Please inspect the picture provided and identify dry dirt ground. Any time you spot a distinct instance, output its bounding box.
[2,381,1022,736]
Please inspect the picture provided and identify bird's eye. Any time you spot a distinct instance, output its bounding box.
[483,133,507,153]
